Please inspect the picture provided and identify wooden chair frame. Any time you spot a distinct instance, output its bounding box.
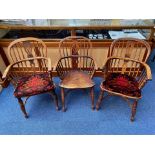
[56,55,97,111]
[1,57,59,118]
[96,56,152,121]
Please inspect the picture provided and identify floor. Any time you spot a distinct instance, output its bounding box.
[0,53,155,135]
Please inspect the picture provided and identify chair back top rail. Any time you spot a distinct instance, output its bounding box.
[109,38,151,62]
[59,36,92,58]
[8,37,47,63]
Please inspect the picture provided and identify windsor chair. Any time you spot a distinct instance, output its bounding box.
[1,57,59,118]
[1,37,59,118]
[96,57,152,121]
[56,55,96,111]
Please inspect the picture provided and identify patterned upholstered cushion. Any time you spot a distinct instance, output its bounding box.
[14,73,54,98]
[102,73,141,97]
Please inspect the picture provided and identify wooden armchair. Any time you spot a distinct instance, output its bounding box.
[96,57,152,121]
[56,55,96,111]
[109,38,151,62]
[1,57,59,118]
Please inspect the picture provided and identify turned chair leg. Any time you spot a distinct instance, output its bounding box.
[17,98,29,118]
[51,89,59,111]
[90,87,95,110]
[61,87,66,112]
[96,90,104,110]
[130,100,138,122]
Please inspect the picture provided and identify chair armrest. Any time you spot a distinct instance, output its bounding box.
[141,62,152,80]
[2,64,13,80]
[0,64,13,87]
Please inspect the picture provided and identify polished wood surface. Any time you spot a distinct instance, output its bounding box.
[60,70,95,89]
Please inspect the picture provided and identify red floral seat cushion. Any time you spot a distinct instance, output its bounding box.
[102,73,141,97]
[14,73,55,98]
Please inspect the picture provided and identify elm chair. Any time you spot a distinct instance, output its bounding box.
[2,37,59,118]
[109,38,151,62]
[96,57,152,121]
[1,57,59,118]
[56,55,96,111]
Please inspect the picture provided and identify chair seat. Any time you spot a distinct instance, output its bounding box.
[101,73,141,98]
[14,73,55,98]
[59,71,95,89]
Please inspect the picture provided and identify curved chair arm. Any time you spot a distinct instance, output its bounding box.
[102,56,152,77]
[140,62,152,80]
[2,64,13,80]
[137,62,152,89]
[3,56,51,79]
[56,55,96,80]
[0,64,15,88]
